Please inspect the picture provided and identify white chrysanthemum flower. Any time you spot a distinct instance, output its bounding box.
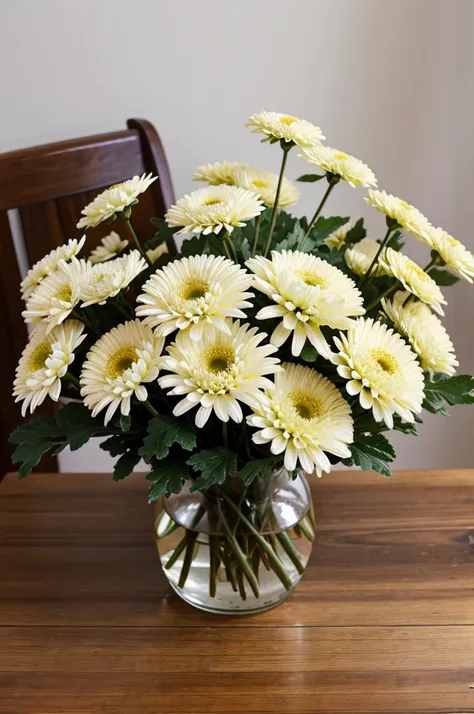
[246,250,365,359]
[247,111,325,148]
[22,258,91,331]
[165,185,264,235]
[159,320,281,428]
[80,319,164,424]
[193,161,249,186]
[422,226,474,283]
[248,362,353,476]
[365,190,430,238]
[379,247,446,315]
[136,254,253,341]
[146,242,169,264]
[382,291,458,376]
[77,174,157,229]
[332,317,424,428]
[345,238,387,278]
[80,251,147,307]
[299,146,377,188]
[13,320,86,416]
[21,236,86,300]
[89,231,129,263]
[324,221,353,250]
[233,167,299,208]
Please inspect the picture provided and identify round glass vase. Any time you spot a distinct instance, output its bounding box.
[154,467,314,615]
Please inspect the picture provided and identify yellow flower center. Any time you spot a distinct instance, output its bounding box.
[370,348,398,375]
[296,270,328,289]
[334,152,349,160]
[106,346,137,379]
[29,341,52,372]
[290,391,323,420]
[181,280,210,300]
[204,347,235,373]
[202,198,223,207]
[279,115,297,126]
[55,284,72,303]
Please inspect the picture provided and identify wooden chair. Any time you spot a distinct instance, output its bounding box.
[0,118,176,476]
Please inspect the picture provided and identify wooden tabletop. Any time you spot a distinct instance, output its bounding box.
[1,470,474,714]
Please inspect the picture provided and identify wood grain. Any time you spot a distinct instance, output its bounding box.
[1,469,474,713]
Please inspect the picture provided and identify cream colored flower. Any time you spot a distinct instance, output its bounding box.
[89,231,129,263]
[365,190,430,238]
[165,185,264,235]
[80,251,147,307]
[136,254,253,341]
[299,145,377,188]
[332,317,425,428]
[80,319,164,424]
[379,247,446,315]
[324,221,353,250]
[22,258,91,331]
[382,291,458,376]
[247,111,325,148]
[159,320,281,428]
[246,250,365,359]
[147,242,169,264]
[233,167,299,208]
[248,362,353,476]
[193,161,249,186]
[13,320,86,416]
[344,238,387,278]
[77,174,157,229]
[422,226,474,283]
[21,236,86,300]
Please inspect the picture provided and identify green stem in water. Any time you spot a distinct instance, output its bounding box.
[217,499,260,598]
[359,224,395,288]
[298,176,339,251]
[126,220,152,266]
[178,531,199,588]
[263,146,291,257]
[251,214,262,257]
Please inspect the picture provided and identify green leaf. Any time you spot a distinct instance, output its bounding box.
[147,454,189,502]
[16,441,56,479]
[387,230,404,252]
[343,432,395,477]
[305,216,350,251]
[100,435,129,457]
[296,173,325,183]
[277,222,305,250]
[423,374,474,414]
[344,218,366,246]
[120,414,131,433]
[429,268,460,286]
[300,344,319,362]
[239,457,279,485]
[139,415,196,463]
[113,449,142,481]
[181,234,208,257]
[187,447,237,491]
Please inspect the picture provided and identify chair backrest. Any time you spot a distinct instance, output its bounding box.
[0,118,176,475]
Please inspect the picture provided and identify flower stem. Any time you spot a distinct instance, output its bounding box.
[222,421,228,448]
[70,309,100,336]
[110,297,132,320]
[251,215,262,257]
[359,224,394,288]
[365,280,401,312]
[216,499,260,598]
[126,220,152,266]
[298,177,338,251]
[63,372,80,390]
[143,400,159,417]
[263,147,291,257]
[223,233,238,263]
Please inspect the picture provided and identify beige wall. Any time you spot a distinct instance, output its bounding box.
[1,0,473,471]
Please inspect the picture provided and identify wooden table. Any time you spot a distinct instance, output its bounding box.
[1,470,474,713]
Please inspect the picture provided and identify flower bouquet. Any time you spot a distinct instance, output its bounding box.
[10,111,474,614]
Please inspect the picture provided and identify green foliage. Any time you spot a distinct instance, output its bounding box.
[119,414,131,433]
[299,344,319,362]
[187,447,238,491]
[423,374,474,415]
[139,415,196,463]
[354,412,418,436]
[429,268,460,286]
[146,454,190,502]
[344,218,366,246]
[239,457,279,485]
[296,173,325,183]
[388,230,404,251]
[305,216,350,251]
[113,447,142,481]
[343,432,396,477]
[148,217,179,249]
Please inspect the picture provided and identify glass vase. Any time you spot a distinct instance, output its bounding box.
[154,467,314,615]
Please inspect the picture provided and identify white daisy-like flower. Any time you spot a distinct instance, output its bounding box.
[165,185,264,236]
[22,258,91,331]
[324,221,353,250]
[379,247,446,315]
[299,146,377,188]
[80,319,164,424]
[13,320,86,416]
[422,226,474,283]
[193,161,249,186]
[365,190,430,238]
[248,362,353,476]
[233,167,299,208]
[247,111,325,148]
[89,231,129,263]
[159,320,281,428]
[77,173,158,229]
[246,250,365,359]
[332,317,425,428]
[80,251,147,307]
[136,254,253,341]
[344,238,387,278]
[21,236,86,300]
[382,291,458,376]
[146,242,169,264]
